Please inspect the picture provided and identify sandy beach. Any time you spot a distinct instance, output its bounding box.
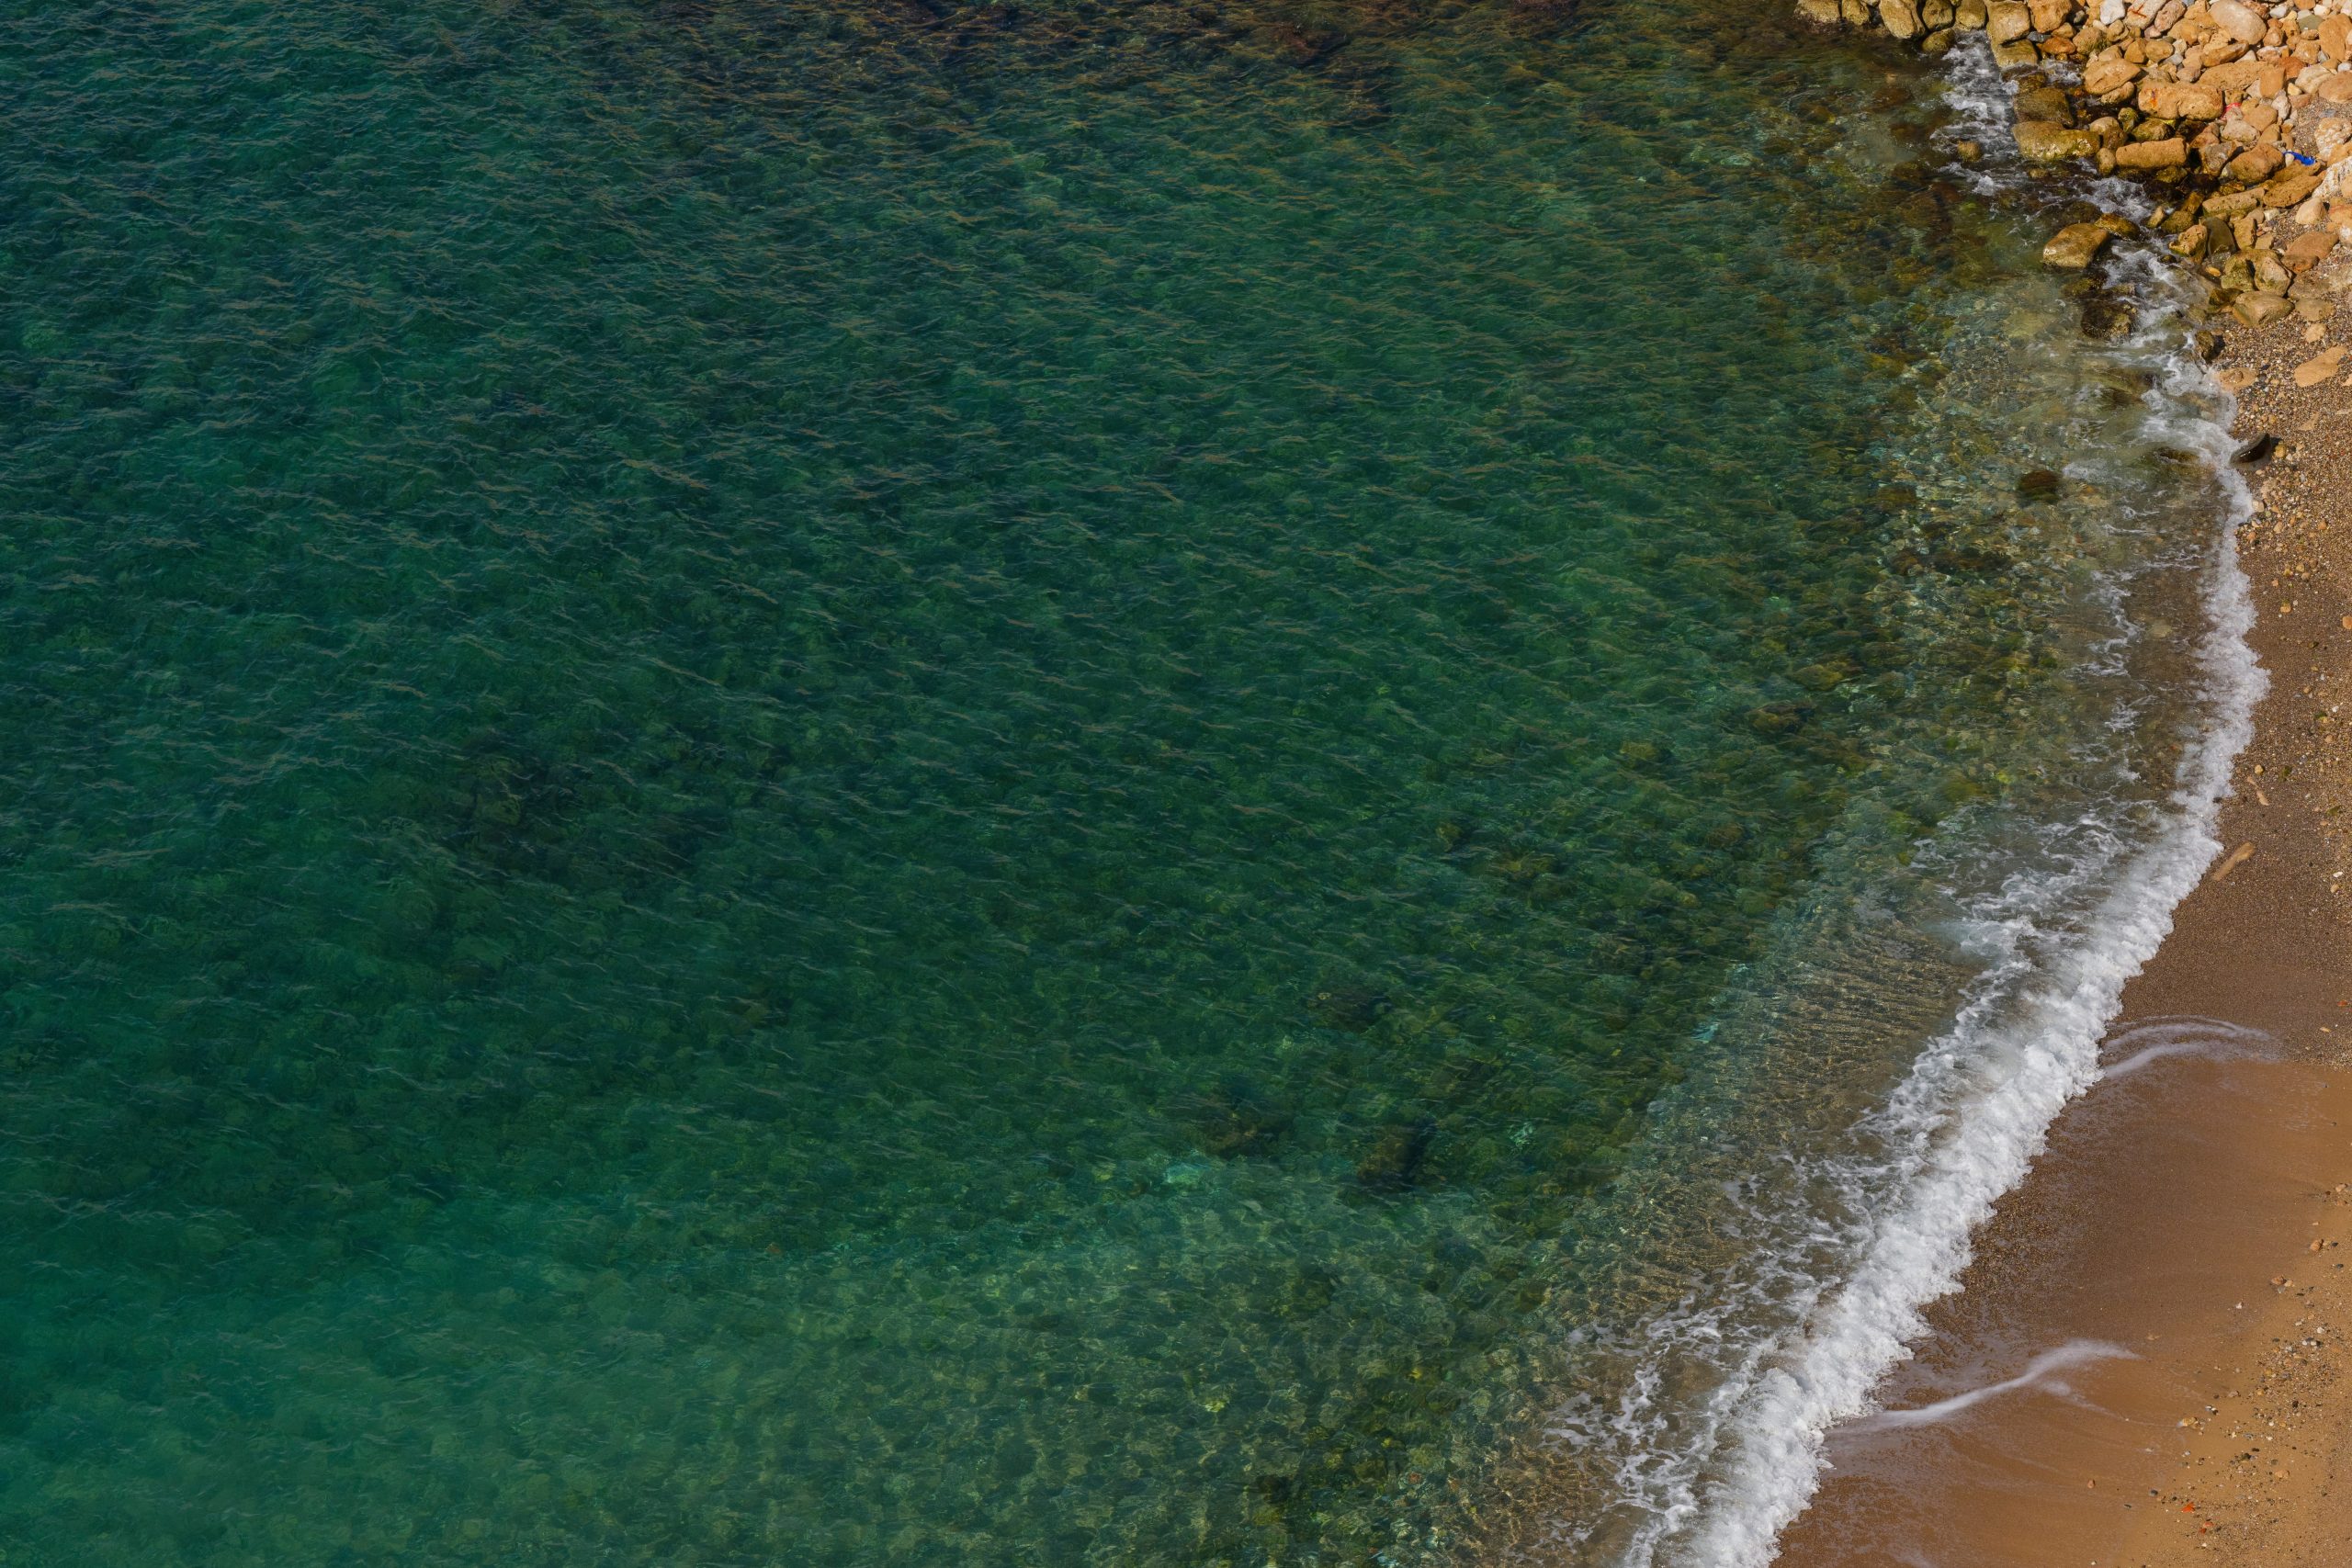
[1765,260,2352,1564]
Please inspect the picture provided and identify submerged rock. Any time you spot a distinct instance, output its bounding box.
[2017,85,2075,125]
[1312,985,1390,1032]
[1183,1075,1297,1158]
[1355,1116,1437,1192]
[2081,295,2138,340]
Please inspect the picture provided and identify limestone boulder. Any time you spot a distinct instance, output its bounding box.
[2285,229,2339,271]
[2140,79,2225,119]
[2014,120,2100,161]
[2225,142,2287,183]
[2083,53,2143,96]
[2324,14,2352,63]
[2202,57,2267,95]
[2264,167,2324,207]
[2210,0,2268,45]
[1882,0,1924,38]
[1987,0,2034,41]
[2043,221,2116,267]
[2234,291,2296,326]
[2114,136,2189,168]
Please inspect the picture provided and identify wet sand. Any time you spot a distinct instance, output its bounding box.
[1772,281,2352,1564]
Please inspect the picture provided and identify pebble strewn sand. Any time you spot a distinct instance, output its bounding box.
[2099,244,2352,1568]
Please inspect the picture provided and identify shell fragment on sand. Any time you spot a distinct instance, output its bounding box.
[2209,841,2256,883]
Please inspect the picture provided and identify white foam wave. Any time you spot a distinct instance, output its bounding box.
[1677,367,2256,1566]
[2098,1014,2270,1079]
[1569,51,2266,1563]
[1854,1339,2133,1431]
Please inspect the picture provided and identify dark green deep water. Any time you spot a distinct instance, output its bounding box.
[0,1,2222,1563]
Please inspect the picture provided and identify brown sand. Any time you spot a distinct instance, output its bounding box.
[1770,279,2352,1562]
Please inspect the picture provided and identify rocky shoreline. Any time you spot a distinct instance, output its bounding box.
[1805,0,2352,333]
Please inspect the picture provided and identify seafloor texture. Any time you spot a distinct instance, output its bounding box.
[0,1,2244,1564]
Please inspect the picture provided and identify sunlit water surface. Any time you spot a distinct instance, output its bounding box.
[0,2,2243,1563]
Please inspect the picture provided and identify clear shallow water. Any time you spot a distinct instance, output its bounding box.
[0,3,2244,1565]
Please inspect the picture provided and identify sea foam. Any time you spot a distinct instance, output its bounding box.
[1573,38,2265,1566]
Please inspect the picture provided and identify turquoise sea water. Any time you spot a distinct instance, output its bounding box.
[0,3,2241,1564]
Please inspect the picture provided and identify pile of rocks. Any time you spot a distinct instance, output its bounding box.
[1802,0,2352,325]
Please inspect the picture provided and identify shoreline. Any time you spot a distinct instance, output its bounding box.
[1762,35,2352,1563]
